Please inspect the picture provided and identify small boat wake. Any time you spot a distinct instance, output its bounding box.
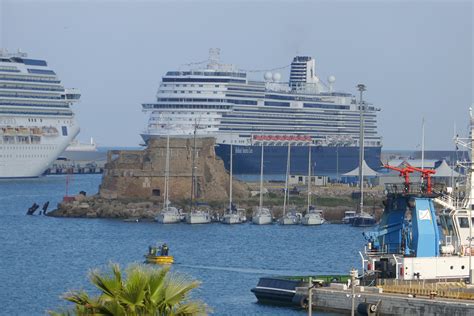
[176,264,329,276]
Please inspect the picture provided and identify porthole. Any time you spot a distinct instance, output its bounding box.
[462,266,465,270]
[450,266,454,270]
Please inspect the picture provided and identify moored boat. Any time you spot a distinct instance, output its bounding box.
[252,207,273,225]
[185,210,211,224]
[156,206,182,224]
[341,210,356,224]
[301,209,325,226]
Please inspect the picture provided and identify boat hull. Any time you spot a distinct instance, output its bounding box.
[145,255,174,265]
[222,214,242,224]
[279,217,299,225]
[216,144,382,175]
[156,214,181,224]
[252,215,272,225]
[352,217,376,227]
[301,216,324,225]
[185,213,211,224]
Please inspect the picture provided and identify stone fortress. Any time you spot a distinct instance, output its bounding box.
[99,137,248,203]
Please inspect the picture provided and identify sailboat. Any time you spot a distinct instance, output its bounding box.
[156,135,182,224]
[222,140,244,224]
[301,143,325,225]
[352,84,376,227]
[279,143,301,225]
[252,142,273,225]
[185,123,211,224]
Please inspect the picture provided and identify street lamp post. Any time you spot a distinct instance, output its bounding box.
[350,268,358,316]
[357,84,366,214]
[308,277,312,316]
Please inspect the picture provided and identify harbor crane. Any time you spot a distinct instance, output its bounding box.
[383,164,436,194]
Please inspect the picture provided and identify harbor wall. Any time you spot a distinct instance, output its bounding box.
[311,287,474,315]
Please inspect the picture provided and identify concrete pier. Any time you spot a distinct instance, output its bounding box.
[297,286,474,315]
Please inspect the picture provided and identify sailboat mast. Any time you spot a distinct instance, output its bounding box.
[259,143,264,209]
[307,143,311,214]
[164,134,170,208]
[229,141,233,212]
[357,84,366,214]
[283,143,290,216]
[190,122,197,210]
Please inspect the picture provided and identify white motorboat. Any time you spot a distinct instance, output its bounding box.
[185,210,211,224]
[252,207,273,225]
[301,209,325,226]
[156,206,182,224]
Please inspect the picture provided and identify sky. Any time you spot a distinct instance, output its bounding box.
[0,0,472,150]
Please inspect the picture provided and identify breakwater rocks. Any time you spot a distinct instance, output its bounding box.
[48,196,159,219]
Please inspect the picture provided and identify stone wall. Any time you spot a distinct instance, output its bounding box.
[99,137,248,203]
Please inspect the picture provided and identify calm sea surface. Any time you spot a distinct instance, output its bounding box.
[0,174,367,315]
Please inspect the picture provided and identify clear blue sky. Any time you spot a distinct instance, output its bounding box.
[1,0,472,149]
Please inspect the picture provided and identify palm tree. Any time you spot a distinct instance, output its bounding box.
[49,263,209,316]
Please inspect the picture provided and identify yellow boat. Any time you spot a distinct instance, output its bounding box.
[145,244,174,264]
[145,255,174,265]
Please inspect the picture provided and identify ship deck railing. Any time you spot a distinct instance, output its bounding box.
[376,278,474,300]
[384,183,445,196]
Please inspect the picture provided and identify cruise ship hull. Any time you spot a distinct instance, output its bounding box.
[0,123,80,178]
[215,144,382,176]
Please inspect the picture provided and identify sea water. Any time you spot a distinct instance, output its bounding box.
[0,174,365,315]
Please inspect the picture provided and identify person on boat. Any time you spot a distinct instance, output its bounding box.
[149,246,157,256]
[161,243,169,256]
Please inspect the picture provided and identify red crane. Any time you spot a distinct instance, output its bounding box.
[405,164,436,194]
[383,164,415,192]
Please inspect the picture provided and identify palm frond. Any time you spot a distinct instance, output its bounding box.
[89,267,122,299]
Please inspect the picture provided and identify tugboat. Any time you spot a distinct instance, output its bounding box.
[361,157,473,281]
[145,243,174,265]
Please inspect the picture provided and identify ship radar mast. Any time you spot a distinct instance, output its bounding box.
[207,48,221,70]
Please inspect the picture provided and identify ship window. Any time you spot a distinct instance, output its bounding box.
[61,126,68,136]
[459,217,469,228]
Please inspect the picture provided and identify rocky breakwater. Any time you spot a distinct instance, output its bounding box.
[49,137,249,219]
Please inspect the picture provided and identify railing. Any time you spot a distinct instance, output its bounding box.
[384,182,445,196]
[377,279,474,300]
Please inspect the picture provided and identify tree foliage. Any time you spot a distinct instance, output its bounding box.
[49,263,209,316]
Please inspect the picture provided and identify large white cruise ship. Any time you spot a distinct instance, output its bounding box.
[0,49,80,178]
[142,49,382,175]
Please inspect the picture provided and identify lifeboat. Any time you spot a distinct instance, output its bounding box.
[16,127,31,136]
[3,126,17,136]
[42,126,59,136]
[30,127,43,135]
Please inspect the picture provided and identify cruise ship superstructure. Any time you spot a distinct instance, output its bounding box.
[142,49,382,175]
[0,49,80,178]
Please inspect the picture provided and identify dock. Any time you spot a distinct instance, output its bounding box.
[297,284,474,315]
[44,150,107,175]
